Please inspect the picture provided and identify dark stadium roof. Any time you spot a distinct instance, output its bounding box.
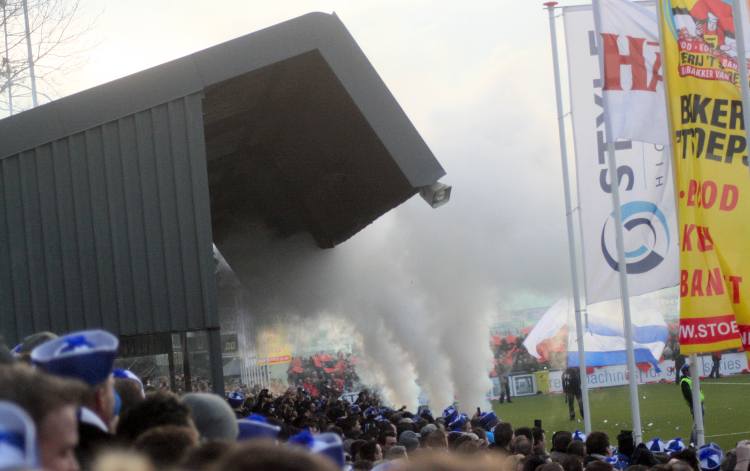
[0,11,446,249]
[0,12,447,344]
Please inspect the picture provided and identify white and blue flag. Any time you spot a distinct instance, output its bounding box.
[524,291,671,369]
[567,291,669,368]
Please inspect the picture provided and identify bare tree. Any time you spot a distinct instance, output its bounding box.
[0,0,92,116]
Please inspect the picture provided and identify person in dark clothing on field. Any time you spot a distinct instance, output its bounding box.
[710,352,722,379]
[680,363,704,445]
[674,356,685,384]
[562,367,584,421]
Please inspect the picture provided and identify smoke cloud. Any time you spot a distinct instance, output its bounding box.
[215,25,572,413]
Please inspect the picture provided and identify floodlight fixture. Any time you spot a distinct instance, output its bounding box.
[419,181,452,208]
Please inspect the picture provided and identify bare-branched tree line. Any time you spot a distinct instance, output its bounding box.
[0,0,91,117]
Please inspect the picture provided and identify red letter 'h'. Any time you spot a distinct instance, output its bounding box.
[602,33,649,91]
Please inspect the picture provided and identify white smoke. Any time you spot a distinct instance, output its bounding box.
[215,36,571,413]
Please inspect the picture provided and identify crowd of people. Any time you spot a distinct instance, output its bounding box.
[287,353,360,398]
[1,327,749,471]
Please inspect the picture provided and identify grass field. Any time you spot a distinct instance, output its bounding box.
[491,374,750,451]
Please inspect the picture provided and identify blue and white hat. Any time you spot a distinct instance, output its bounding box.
[227,391,245,409]
[113,368,144,397]
[698,443,724,471]
[647,438,667,453]
[479,411,499,430]
[290,430,345,468]
[10,332,57,360]
[443,405,458,423]
[666,438,687,454]
[605,455,626,470]
[572,430,586,442]
[237,414,281,441]
[0,401,37,470]
[448,413,469,431]
[31,330,118,386]
[364,406,380,420]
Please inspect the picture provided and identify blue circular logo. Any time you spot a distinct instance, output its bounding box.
[600,201,671,274]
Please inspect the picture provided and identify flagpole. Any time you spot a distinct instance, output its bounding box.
[689,354,705,446]
[592,0,643,444]
[732,0,750,177]
[545,1,592,434]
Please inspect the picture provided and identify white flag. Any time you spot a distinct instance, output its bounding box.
[599,0,669,145]
[563,2,679,304]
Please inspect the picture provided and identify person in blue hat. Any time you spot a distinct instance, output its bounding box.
[0,364,87,471]
[11,332,58,364]
[31,329,119,468]
[112,369,145,419]
[0,400,38,471]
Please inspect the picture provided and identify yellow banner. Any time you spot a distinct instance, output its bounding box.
[659,0,749,353]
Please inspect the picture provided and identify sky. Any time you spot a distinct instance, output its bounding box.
[41,0,585,313]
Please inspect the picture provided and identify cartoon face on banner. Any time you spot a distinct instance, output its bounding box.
[665,0,742,85]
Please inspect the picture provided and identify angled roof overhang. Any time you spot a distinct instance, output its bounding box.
[0,11,445,270]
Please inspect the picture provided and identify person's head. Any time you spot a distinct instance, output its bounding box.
[379,430,397,452]
[115,391,194,442]
[0,364,87,471]
[31,330,119,428]
[523,454,547,471]
[424,428,448,450]
[672,449,699,471]
[182,392,239,441]
[350,439,367,461]
[180,440,235,471]
[214,441,340,471]
[385,445,408,460]
[552,431,573,453]
[512,435,532,456]
[532,426,546,454]
[515,427,533,442]
[630,444,657,467]
[560,454,585,471]
[671,460,697,471]
[616,431,635,459]
[359,440,383,462]
[133,425,199,468]
[114,377,145,418]
[539,464,565,471]
[403,452,514,471]
[493,422,514,450]
[86,375,117,428]
[399,430,421,453]
[352,460,373,471]
[567,440,586,458]
[89,450,155,471]
[586,432,611,456]
[585,461,614,471]
[456,435,482,455]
